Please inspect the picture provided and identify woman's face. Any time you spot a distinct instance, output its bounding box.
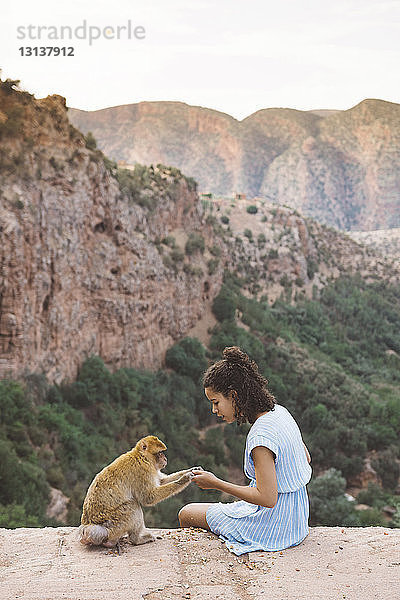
[204,387,236,424]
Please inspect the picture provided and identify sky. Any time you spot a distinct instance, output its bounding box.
[0,0,399,120]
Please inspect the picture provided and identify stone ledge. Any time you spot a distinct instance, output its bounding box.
[0,526,398,600]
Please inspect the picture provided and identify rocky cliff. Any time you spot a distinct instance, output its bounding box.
[1,80,400,383]
[0,83,222,382]
[69,98,400,231]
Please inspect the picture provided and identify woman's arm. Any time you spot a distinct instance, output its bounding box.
[192,446,278,508]
[303,443,311,464]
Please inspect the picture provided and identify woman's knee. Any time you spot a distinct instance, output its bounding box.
[178,503,194,526]
[178,503,211,528]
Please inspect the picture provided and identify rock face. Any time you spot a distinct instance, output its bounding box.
[1,82,400,384]
[69,98,400,231]
[0,87,222,383]
[46,488,70,522]
[349,227,400,260]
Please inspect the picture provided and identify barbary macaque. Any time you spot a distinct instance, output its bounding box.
[78,435,202,547]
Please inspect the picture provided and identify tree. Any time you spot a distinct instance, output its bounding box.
[165,337,207,383]
[0,504,40,528]
[84,131,97,150]
[212,285,236,322]
[308,468,359,526]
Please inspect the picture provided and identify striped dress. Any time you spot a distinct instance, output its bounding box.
[206,404,312,555]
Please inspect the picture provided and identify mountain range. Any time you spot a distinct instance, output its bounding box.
[69,98,400,231]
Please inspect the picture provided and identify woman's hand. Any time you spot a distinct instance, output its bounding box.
[191,470,220,490]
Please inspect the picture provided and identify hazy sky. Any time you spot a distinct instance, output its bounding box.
[1,0,399,119]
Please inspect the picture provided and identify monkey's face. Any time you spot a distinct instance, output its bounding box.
[137,436,168,470]
[155,450,167,470]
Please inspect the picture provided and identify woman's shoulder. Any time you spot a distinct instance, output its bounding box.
[247,404,296,437]
[248,404,281,435]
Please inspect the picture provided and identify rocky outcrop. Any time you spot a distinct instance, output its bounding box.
[46,488,70,522]
[69,98,400,231]
[0,87,223,383]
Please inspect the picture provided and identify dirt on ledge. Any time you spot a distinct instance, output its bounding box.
[0,526,399,600]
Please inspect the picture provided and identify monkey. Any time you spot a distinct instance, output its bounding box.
[78,435,202,548]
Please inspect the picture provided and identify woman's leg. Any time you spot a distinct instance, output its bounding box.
[178,503,213,529]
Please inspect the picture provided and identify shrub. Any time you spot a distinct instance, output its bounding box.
[221,215,229,224]
[212,285,236,322]
[185,176,197,192]
[257,233,266,247]
[165,338,207,383]
[307,258,319,280]
[0,503,40,528]
[243,229,253,241]
[103,156,117,173]
[308,468,359,526]
[185,233,205,255]
[170,248,184,263]
[371,446,400,490]
[183,264,203,277]
[84,131,97,151]
[208,258,219,275]
[162,236,176,248]
[246,205,258,214]
[209,245,221,257]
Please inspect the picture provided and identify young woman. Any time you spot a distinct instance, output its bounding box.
[178,346,312,555]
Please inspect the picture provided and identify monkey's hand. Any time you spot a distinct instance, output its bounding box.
[190,466,204,473]
[177,472,194,484]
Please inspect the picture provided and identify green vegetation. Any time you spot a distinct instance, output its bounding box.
[207,258,220,275]
[185,233,205,255]
[115,164,159,210]
[246,205,258,214]
[1,273,399,530]
[112,163,193,211]
[0,349,230,528]
[257,233,266,247]
[84,131,97,151]
[206,272,400,525]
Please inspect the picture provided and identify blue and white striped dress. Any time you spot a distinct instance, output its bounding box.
[206,404,312,555]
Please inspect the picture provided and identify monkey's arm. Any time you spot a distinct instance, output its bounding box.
[142,474,192,505]
[159,467,202,484]
[159,470,190,484]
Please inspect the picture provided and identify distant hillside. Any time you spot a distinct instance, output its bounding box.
[348,228,400,260]
[69,99,400,231]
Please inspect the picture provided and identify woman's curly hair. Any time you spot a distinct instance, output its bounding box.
[202,346,276,424]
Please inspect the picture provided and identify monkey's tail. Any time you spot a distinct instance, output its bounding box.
[78,523,109,546]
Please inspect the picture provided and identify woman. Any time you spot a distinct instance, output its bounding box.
[178,346,312,555]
